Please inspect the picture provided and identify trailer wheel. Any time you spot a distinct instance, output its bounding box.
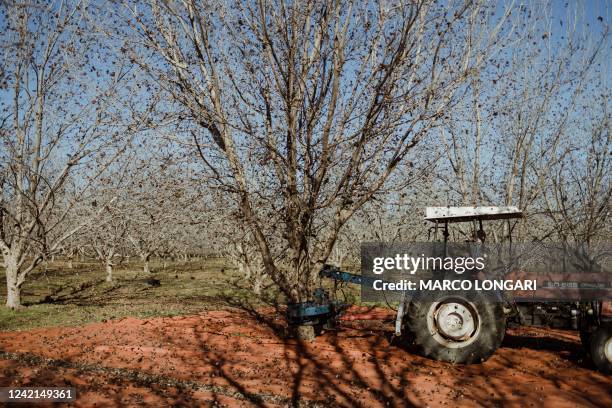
[589,326,611,374]
[404,290,505,364]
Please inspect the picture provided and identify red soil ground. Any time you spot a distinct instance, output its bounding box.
[1,306,610,407]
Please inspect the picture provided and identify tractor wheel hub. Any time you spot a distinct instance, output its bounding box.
[434,302,476,341]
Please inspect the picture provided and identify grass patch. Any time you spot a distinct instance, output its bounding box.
[0,257,271,331]
[0,257,381,332]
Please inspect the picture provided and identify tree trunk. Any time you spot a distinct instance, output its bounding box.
[4,257,21,309]
[6,283,21,309]
[105,260,113,282]
[252,276,263,295]
[292,325,315,341]
[142,254,151,274]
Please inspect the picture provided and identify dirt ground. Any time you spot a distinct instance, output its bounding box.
[0,306,610,407]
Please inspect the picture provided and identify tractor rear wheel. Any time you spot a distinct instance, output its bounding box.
[589,325,611,374]
[404,289,505,364]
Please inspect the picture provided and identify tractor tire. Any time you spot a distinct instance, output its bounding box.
[404,288,505,364]
[589,325,611,374]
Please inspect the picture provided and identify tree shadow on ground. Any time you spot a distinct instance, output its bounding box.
[2,296,611,407]
[177,293,424,406]
[23,279,111,306]
[0,355,238,407]
[501,331,591,366]
[208,295,612,407]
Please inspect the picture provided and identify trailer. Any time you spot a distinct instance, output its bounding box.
[286,206,611,373]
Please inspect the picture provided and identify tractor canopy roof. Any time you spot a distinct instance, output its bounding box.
[424,206,523,223]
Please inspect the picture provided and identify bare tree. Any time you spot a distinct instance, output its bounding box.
[82,161,134,283]
[90,207,129,283]
[0,1,137,308]
[541,99,610,246]
[437,2,609,242]
[121,0,512,302]
[221,230,267,295]
[123,155,203,274]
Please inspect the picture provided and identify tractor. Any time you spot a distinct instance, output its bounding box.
[287,206,611,373]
